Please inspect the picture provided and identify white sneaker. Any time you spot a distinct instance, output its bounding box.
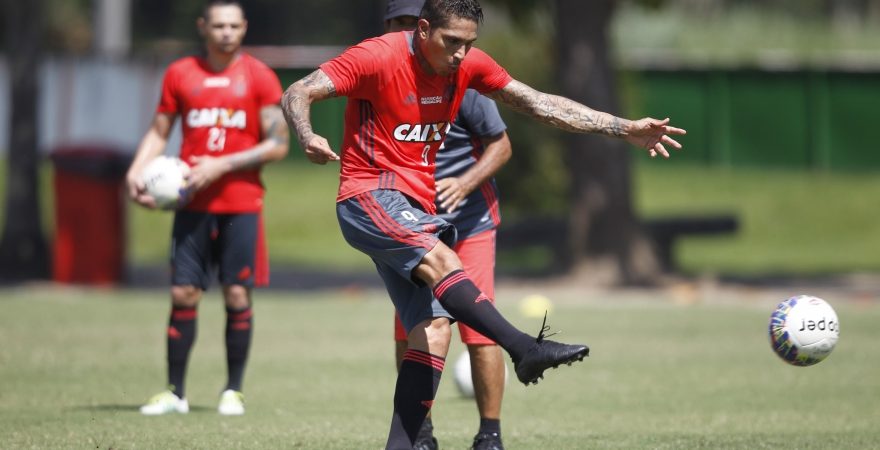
[140,390,189,415]
[218,389,245,416]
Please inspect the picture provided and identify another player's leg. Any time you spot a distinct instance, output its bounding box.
[216,213,261,416]
[467,344,505,449]
[219,285,251,416]
[417,246,589,385]
[455,229,506,448]
[140,285,201,415]
[141,211,213,416]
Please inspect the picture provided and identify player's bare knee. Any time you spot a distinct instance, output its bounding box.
[416,244,463,286]
[171,285,202,307]
[222,284,251,309]
[424,318,452,355]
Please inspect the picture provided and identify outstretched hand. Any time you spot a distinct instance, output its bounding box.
[303,134,340,165]
[624,117,686,158]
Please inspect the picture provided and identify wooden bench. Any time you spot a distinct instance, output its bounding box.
[644,215,739,272]
[497,214,739,273]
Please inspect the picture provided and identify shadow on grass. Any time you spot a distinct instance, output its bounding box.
[67,404,214,413]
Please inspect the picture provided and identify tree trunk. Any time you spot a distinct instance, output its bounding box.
[0,0,50,281]
[554,0,660,285]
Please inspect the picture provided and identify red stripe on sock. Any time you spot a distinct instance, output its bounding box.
[403,349,445,372]
[171,308,197,321]
[433,271,468,299]
[227,309,252,321]
[230,322,251,331]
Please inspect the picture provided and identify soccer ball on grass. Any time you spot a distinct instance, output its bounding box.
[768,295,839,366]
[140,155,190,210]
[452,351,508,398]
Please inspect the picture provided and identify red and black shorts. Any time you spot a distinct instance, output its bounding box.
[170,210,268,290]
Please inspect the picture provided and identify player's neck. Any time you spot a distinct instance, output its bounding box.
[204,49,241,72]
[412,34,437,76]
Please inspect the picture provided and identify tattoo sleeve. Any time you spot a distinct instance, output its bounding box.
[225,105,289,170]
[487,80,627,137]
[281,69,337,148]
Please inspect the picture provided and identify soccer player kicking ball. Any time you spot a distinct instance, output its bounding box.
[126,0,288,416]
[281,0,684,448]
[383,1,512,448]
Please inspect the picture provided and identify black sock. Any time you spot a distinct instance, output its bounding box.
[225,306,253,392]
[386,349,444,450]
[433,270,533,362]
[479,417,501,435]
[167,306,197,398]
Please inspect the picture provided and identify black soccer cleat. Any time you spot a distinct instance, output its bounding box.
[413,436,438,450]
[471,432,504,450]
[513,312,589,386]
[413,421,438,450]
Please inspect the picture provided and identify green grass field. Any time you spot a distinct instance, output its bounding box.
[1,286,877,449]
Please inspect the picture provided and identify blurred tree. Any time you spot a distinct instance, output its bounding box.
[0,0,50,281]
[489,0,660,284]
[555,0,660,284]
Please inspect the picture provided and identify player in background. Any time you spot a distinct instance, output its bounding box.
[125,0,288,416]
[384,1,511,449]
[282,0,684,447]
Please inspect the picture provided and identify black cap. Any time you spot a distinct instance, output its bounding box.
[384,0,424,21]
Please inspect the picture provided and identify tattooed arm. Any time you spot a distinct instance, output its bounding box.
[281,69,340,164]
[185,104,290,193]
[487,80,686,158]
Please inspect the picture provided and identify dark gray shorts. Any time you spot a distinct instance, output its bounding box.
[171,211,259,290]
[337,190,457,332]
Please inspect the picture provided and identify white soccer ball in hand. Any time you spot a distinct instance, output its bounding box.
[768,295,840,366]
[140,155,190,210]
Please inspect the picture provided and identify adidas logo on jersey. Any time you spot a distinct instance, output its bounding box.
[392,122,450,143]
[186,108,247,129]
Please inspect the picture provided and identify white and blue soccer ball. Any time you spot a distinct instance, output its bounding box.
[768,295,839,366]
[140,155,190,210]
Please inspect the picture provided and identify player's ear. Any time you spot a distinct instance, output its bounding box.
[417,18,430,39]
[196,17,206,37]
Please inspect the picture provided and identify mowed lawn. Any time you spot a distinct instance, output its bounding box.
[1,285,878,449]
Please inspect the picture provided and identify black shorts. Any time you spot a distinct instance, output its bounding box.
[336,190,457,332]
[170,211,263,290]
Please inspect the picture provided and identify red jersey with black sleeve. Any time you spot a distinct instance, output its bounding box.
[157,53,282,213]
[319,31,512,214]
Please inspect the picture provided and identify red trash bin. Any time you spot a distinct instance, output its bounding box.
[50,145,131,285]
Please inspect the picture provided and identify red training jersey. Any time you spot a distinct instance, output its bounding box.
[157,53,282,213]
[319,31,512,213]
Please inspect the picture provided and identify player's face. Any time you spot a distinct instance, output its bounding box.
[417,16,478,77]
[198,5,247,55]
[386,15,419,33]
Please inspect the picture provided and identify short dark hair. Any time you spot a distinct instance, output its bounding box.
[420,0,483,29]
[202,0,245,20]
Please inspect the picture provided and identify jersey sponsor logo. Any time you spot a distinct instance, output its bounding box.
[420,96,443,105]
[186,108,247,129]
[203,76,231,87]
[392,122,450,143]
